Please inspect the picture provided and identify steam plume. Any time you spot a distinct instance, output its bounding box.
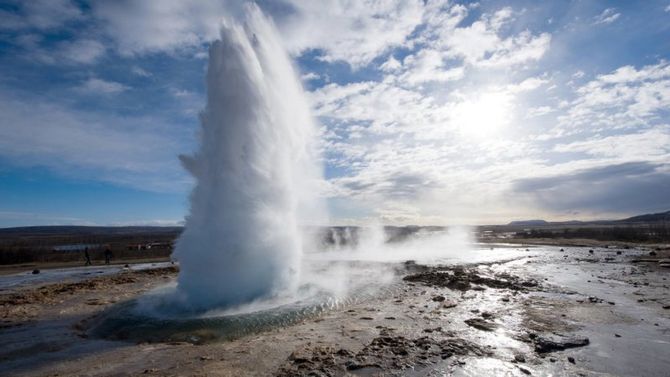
[174,5,322,311]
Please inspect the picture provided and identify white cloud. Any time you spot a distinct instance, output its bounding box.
[278,0,425,67]
[396,49,465,85]
[0,90,189,192]
[0,0,82,30]
[380,56,402,72]
[593,8,620,25]
[131,66,152,77]
[554,128,670,162]
[77,78,129,94]
[301,72,320,81]
[58,39,106,64]
[526,105,554,118]
[430,7,551,69]
[559,61,670,131]
[92,0,226,56]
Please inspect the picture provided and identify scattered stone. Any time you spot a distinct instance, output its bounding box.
[588,296,603,304]
[31,269,40,274]
[278,335,491,376]
[649,251,657,256]
[589,250,594,254]
[519,366,531,375]
[567,356,575,364]
[384,317,396,320]
[423,327,442,333]
[443,302,458,309]
[359,317,374,320]
[432,295,446,302]
[464,318,497,332]
[615,334,621,338]
[480,311,494,319]
[616,251,622,255]
[533,335,589,353]
[514,354,526,363]
[404,267,539,292]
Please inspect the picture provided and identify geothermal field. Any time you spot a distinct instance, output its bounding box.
[1,2,670,377]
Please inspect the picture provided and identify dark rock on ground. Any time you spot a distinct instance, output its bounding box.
[278,334,492,376]
[533,334,590,353]
[464,318,498,332]
[404,267,539,292]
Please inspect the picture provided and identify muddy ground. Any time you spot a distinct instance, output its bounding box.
[1,244,669,376]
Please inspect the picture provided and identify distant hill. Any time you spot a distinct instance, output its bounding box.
[0,225,183,235]
[506,210,670,227]
[507,220,548,226]
[616,210,670,223]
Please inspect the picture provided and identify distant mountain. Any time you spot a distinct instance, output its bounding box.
[507,220,549,226]
[616,210,670,223]
[506,210,670,227]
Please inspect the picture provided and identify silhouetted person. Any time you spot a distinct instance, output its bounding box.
[84,247,92,266]
[104,248,113,265]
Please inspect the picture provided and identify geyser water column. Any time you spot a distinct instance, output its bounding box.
[174,6,322,311]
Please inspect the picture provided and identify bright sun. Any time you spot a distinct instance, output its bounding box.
[452,91,512,138]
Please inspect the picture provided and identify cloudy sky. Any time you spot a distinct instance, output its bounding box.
[0,0,669,227]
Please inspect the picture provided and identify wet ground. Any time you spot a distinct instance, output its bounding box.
[1,244,669,376]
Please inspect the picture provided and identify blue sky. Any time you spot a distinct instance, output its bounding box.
[0,0,669,227]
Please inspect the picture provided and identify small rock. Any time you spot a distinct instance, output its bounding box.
[567,356,575,364]
[359,317,374,320]
[616,251,622,255]
[514,354,526,363]
[32,269,40,274]
[589,250,594,253]
[534,335,590,353]
[481,311,494,319]
[615,334,621,338]
[464,318,497,332]
[384,316,396,320]
[649,251,657,256]
[549,357,557,363]
[518,366,531,375]
[432,295,446,302]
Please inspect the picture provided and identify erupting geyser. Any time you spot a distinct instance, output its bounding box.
[173,5,322,311]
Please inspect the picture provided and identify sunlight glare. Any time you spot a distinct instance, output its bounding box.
[452,91,512,138]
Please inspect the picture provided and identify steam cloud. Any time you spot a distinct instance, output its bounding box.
[173,5,323,311]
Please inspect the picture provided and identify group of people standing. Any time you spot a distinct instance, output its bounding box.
[83,246,113,266]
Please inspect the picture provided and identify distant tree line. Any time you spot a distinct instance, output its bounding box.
[0,231,179,265]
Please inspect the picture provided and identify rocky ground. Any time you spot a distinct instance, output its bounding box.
[0,244,669,376]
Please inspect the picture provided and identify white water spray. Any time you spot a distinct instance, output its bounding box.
[173,5,323,311]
